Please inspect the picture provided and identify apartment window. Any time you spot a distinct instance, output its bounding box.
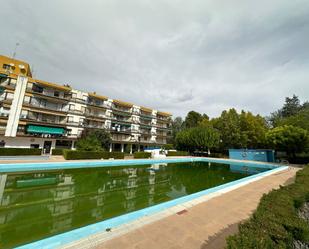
[30,144,40,148]
[81,106,86,113]
[2,64,11,70]
[69,104,75,110]
[54,91,60,97]
[32,84,44,93]
[67,116,74,123]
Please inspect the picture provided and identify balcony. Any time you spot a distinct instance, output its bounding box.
[0,112,9,118]
[87,100,110,109]
[23,99,68,113]
[156,116,169,122]
[111,115,132,123]
[26,86,71,102]
[83,123,107,129]
[112,105,132,115]
[20,114,67,127]
[84,111,106,120]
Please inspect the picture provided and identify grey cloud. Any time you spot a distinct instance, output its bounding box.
[1,0,308,118]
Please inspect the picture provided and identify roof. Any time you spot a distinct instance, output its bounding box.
[0,55,32,77]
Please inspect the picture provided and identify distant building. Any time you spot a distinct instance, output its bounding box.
[0,55,171,153]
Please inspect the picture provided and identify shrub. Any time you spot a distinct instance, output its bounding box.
[167,151,189,157]
[51,148,64,155]
[63,150,125,160]
[226,165,309,248]
[162,144,174,150]
[0,148,42,156]
[134,152,151,159]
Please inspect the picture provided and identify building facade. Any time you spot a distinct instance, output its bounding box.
[0,55,171,153]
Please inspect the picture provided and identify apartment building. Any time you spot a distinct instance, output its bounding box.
[0,55,171,153]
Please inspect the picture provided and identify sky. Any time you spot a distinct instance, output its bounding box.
[1,0,309,118]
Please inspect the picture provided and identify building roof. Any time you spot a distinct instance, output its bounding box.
[0,55,32,77]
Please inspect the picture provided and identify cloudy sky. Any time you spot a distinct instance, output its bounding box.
[1,0,309,118]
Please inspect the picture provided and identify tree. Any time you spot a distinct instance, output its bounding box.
[266,125,309,158]
[167,116,184,144]
[281,95,301,118]
[76,135,103,151]
[183,111,203,128]
[81,129,112,150]
[211,109,245,149]
[239,111,268,149]
[268,95,304,127]
[277,106,309,133]
[175,126,220,153]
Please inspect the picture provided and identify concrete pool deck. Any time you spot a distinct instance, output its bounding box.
[75,166,297,249]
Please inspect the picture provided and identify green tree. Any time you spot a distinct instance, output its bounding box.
[281,95,301,118]
[81,129,112,150]
[76,135,103,151]
[167,116,184,144]
[175,126,220,153]
[211,109,245,149]
[183,111,203,128]
[277,106,309,132]
[239,111,268,149]
[266,125,309,158]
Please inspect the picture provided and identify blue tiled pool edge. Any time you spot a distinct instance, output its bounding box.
[8,158,287,249]
[0,157,278,173]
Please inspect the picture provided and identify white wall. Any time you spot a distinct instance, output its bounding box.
[0,136,56,149]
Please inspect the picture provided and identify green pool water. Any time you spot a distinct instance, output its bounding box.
[0,161,268,248]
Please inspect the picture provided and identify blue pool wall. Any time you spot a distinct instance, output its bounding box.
[0,157,277,173]
[229,149,275,162]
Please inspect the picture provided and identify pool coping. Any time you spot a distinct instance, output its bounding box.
[7,158,287,249]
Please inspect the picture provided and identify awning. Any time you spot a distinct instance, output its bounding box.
[0,73,8,78]
[27,125,65,135]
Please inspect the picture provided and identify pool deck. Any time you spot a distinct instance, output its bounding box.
[80,166,297,249]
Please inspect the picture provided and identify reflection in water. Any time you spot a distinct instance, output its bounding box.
[0,162,268,248]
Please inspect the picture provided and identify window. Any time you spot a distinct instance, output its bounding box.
[54,91,59,97]
[69,104,75,110]
[67,116,74,123]
[30,144,40,148]
[81,106,86,113]
[2,64,11,70]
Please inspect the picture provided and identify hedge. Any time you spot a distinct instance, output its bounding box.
[167,151,189,157]
[0,148,42,156]
[133,152,151,159]
[226,165,309,248]
[51,148,64,155]
[63,150,125,160]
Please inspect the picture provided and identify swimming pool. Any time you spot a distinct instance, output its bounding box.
[0,158,285,248]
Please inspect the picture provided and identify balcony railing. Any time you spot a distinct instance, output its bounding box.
[20,115,67,125]
[24,100,68,113]
[27,87,71,101]
[112,105,132,114]
[84,112,106,119]
[87,100,110,109]
[0,112,9,118]
[83,123,107,129]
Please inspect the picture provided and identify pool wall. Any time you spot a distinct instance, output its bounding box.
[0,157,286,249]
[0,157,278,173]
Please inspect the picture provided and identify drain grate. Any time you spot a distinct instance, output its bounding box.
[176,209,188,215]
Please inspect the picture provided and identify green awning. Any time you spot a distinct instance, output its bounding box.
[27,125,65,135]
[17,177,57,188]
[0,73,8,78]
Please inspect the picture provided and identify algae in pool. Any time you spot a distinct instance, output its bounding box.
[0,161,268,248]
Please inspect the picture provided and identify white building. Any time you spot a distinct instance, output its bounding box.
[0,55,171,153]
